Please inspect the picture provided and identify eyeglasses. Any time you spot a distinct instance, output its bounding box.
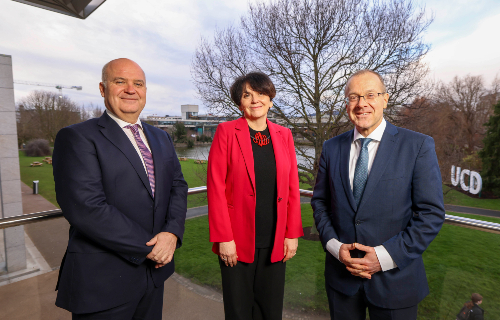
[344,92,385,104]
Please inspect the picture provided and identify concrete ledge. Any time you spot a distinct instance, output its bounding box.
[0,231,51,286]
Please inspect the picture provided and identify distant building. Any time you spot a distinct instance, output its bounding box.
[142,104,343,139]
[181,104,198,120]
[142,105,234,137]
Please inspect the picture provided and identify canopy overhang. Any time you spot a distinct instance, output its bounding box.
[12,0,107,19]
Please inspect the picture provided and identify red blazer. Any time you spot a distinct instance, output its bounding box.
[207,117,303,263]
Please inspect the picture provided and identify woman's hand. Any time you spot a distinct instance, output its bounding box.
[219,240,238,267]
[283,238,298,262]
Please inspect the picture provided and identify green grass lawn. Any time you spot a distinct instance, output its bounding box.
[18,151,208,209]
[175,204,500,318]
[18,152,58,206]
[19,151,500,317]
[420,223,500,320]
[443,185,500,210]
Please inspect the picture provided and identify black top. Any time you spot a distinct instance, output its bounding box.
[470,304,484,320]
[249,126,278,248]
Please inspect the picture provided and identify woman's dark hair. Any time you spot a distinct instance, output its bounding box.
[230,72,276,107]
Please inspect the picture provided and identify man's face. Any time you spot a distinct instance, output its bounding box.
[345,73,389,137]
[99,59,147,123]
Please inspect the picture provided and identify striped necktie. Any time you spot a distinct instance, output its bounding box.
[353,138,372,206]
[125,124,155,197]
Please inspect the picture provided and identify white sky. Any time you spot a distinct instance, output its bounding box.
[1,0,499,116]
[421,0,500,85]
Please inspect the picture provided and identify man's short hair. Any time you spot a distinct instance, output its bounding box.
[344,69,387,95]
[101,61,111,87]
[230,72,276,107]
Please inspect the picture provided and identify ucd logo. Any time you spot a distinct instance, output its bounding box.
[451,166,482,195]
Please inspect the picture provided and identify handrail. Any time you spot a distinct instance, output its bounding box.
[0,186,207,229]
[445,214,500,231]
[0,187,498,233]
[0,209,63,229]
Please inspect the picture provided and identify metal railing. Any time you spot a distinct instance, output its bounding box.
[0,187,499,232]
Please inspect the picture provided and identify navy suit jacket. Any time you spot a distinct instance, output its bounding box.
[53,112,188,314]
[311,121,445,309]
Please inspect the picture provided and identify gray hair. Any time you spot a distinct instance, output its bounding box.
[101,61,111,87]
[344,69,387,95]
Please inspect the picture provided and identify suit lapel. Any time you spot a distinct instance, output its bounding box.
[340,130,357,211]
[357,122,399,211]
[98,113,153,199]
[234,117,256,194]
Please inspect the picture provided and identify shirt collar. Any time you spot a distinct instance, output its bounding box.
[353,118,386,143]
[106,109,143,130]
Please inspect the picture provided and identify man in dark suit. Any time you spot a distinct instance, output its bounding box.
[311,70,445,320]
[53,58,188,319]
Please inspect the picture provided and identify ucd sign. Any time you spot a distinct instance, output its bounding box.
[451,166,482,195]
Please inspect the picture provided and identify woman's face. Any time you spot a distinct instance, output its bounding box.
[239,84,272,121]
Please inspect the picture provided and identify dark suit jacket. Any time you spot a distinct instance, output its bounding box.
[311,121,445,309]
[207,117,303,263]
[52,112,188,314]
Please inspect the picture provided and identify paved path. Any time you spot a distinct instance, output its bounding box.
[186,205,209,219]
[0,183,328,320]
[444,204,500,218]
[0,269,228,320]
[21,183,68,269]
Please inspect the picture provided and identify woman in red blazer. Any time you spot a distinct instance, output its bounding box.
[207,72,303,319]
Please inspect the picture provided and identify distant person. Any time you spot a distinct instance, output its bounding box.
[311,69,445,320]
[53,58,188,319]
[456,293,484,320]
[207,72,303,319]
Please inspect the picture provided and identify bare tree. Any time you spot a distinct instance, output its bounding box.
[192,0,432,187]
[399,98,463,182]
[80,102,104,121]
[16,91,83,145]
[435,75,498,155]
[397,75,500,182]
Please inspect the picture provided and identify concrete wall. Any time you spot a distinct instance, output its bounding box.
[0,54,26,272]
[181,104,199,120]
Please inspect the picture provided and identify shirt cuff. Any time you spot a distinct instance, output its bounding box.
[374,245,397,271]
[326,238,343,261]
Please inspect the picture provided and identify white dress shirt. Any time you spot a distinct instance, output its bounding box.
[325,118,397,271]
[106,109,151,173]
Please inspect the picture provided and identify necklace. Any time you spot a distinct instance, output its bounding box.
[251,132,270,147]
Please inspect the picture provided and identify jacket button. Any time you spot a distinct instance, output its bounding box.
[355,220,361,225]
[278,197,283,202]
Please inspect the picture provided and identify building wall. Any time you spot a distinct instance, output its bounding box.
[181,104,199,120]
[0,54,27,272]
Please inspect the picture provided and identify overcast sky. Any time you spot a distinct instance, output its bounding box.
[1,0,499,117]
